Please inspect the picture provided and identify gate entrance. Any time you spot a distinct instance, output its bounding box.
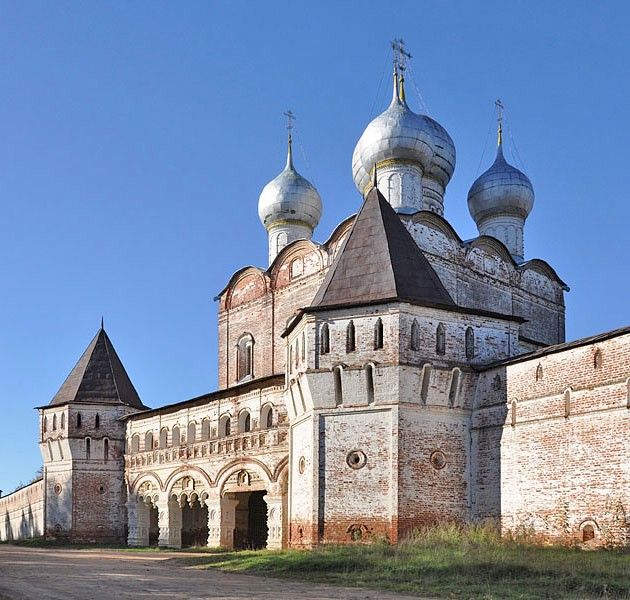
[233,491,268,549]
[181,498,209,547]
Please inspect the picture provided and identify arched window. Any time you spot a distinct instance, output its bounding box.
[410,319,420,351]
[95,414,100,429]
[536,363,543,381]
[436,323,446,355]
[76,413,82,428]
[582,524,595,542]
[374,318,384,350]
[593,349,602,369]
[333,366,343,406]
[346,321,355,353]
[145,431,154,451]
[52,414,57,431]
[187,422,197,444]
[61,413,65,430]
[85,438,91,460]
[261,404,274,429]
[172,425,181,446]
[295,339,300,368]
[564,388,571,418]
[201,419,211,441]
[130,434,140,453]
[219,414,231,437]
[301,332,306,362]
[465,327,475,360]
[237,334,255,381]
[448,368,461,407]
[366,364,375,405]
[47,440,53,462]
[159,427,168,449]
[239,410,251,433]
[103,438,109,461]
[320,323,330,355]
[276,231,288,255]
[420,363,432,405]
[43,416,48,432]
[511,400,517,427]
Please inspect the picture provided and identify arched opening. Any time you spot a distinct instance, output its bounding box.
[181,494,209,548]
[131,434,140,453]
[103,438,109,460]
[420,363,432,405]
[465,327,475,359]
[448,368,461,407]
[95,414,100,429]
[260,404,274,429]
[159,427,168,449]
[410,319,420,351]
[219,414,231,437]
[582,524,595,542]
[320,322,330,355]
[145,431,154,452]
[239,410,251,433]
[233,490,268,550]
[333,366,343,406]
[148,503,159,546]
[237,334,255,381]
[172,425,181,447]
[301,332,306,362]
[346,321,355,353]
[52,414,57,431]
[187,422,197,444]
[43,416,48,432]
[511,400,517,427]
[564,388,571,418]
[374,318,384,350]
[536,363,543,381]
[201,419,211,441]
[366,364,375,405]
[436,323,446,355]
[85,437,91,460]
[61,413,65,430]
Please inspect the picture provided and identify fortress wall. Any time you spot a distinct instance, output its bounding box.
[473,330,630,545]
[0,479,44,541]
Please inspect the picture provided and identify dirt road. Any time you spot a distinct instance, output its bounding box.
[0,545,419,600]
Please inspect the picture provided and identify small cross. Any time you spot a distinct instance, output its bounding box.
[283,109,295,135]
[495,99,504,127]
[391,38,412,72]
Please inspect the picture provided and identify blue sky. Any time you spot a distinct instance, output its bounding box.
[1,1,628,492]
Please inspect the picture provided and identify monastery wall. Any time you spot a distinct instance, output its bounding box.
[0,479,44,542]
[472,330,630,546]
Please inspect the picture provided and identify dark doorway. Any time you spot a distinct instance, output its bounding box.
[181,499,209,547]
[148,505,159,546]
[234,491,268,549]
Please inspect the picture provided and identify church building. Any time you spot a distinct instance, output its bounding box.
[2,56,629,549]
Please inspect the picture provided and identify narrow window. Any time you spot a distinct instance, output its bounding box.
[95,414,100,429]
[295,338,300,367]
[346,321,355,353]
[261,404,274,428]
[239,410,251,433]
[61,413,65,430]
[187,422,197,444]
[366,364,375,405]
[436,323,446,355]
[145,431,154,451]
[159,427,168,448]
[420,364,432,405]
[593,349,602,369]
[237,334,255,381]
[131,434,140,453]
[172,425,181,446]
[564,388,571,418]
[410,319,420,351]
[301,332,306,362]
[201,419,210,441]
[85,438,91,460]
[77,413,82,428]
[374,318,384,350]
[52,414,57,431]
[536,364,543,381]
[333,366,343,406]
[219,415,231,437]
[44,416,48,432]
[320,323,330,355]
[465,327,475,360]
[448,368,461,407]
[511,400,517,427]
[103,438,109,461]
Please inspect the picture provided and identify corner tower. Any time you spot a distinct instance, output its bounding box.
[37,325,147,542]
[258,122,322,265]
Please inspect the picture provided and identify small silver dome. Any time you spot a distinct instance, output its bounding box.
[258,138,322,231]
[352,74,455,195]
[467,142,534,223]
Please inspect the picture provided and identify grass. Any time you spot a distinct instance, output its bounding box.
[191,524,630,599]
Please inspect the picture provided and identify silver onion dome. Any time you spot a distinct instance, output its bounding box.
[467,138,534,224]
[258,137,322,231]
[351,73,456,195]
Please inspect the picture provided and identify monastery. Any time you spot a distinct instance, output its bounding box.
[2,54,629,549]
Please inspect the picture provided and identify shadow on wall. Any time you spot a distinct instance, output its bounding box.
[3,503,38,541]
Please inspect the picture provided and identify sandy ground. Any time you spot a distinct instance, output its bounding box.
[0,545,421,600]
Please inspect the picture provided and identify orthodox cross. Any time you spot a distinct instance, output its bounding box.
[391,38,412,74]
[495,99,504,145]
[284,109,295,140]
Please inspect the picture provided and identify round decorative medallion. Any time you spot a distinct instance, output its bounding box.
[430,450,447,470]
[349,525,363,541]
[298,456,306,474]
[346,450,367,470]
[53,484,62,495]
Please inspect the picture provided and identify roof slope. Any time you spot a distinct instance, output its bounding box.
[47,328,146,409]
[311,187,455,309]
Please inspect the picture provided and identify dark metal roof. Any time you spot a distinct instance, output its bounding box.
[479,325,630,370]
[311,187,456,310]
[43,328,147,410]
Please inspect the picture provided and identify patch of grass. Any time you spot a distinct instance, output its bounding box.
[0,537,225,553]
[192,523,630,599]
